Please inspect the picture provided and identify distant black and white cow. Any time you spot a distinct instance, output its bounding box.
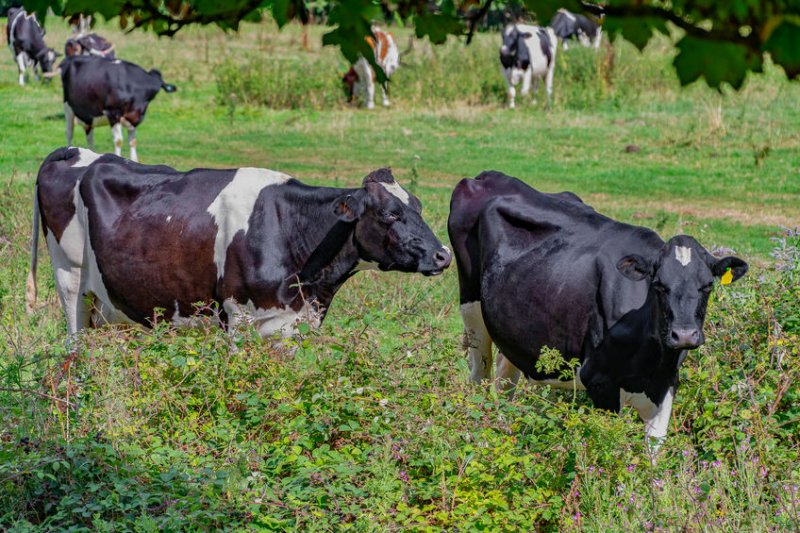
[448,171,748,445]
[499,24,556,109]
[59,55,177,162]
[550,8,603,50]
[29,148,451,338]
[6,7,59,86]
[65,33,116,59]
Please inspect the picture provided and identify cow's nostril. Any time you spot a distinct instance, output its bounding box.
[433,248,452,269]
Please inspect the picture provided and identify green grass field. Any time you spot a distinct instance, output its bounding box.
[1,18,799,531]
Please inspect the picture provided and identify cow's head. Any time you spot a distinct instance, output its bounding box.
[36,47,59,75]
[333,168,452,276]
[342,67,358,101]
[617,235,748,350]
[65,38,82,57]
[500,25,532,72]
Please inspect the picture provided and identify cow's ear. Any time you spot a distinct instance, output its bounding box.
[710,256,748,284]
[333,192,366,222]
[617,254,651,281]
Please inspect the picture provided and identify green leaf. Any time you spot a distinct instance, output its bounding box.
[763,20,800,79]
[604,16,669,51]
[414,12,464,44]
[673,35,763,90]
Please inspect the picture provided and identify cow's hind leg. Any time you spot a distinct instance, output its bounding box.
[461,300,493,382]
[126,124,138,162]
[496,352,522,395]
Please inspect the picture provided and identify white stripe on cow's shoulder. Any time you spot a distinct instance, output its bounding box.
[71,148,102,168]
[207,167,291,279]
[380,181,410,205]
[558,8,576,22]
[674,246,692,267]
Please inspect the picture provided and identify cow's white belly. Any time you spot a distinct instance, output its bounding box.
[223,298,322,339]
[529,371,587,391]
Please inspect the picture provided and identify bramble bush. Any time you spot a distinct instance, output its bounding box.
[1,229,799,530]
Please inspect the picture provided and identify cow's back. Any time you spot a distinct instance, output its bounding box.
[517,24,555,75]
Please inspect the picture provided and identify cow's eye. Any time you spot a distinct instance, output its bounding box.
[381,211,399,224]
[699,283,713,293]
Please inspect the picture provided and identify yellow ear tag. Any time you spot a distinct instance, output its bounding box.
[720,268,733,285]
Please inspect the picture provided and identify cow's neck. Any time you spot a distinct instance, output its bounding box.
[607,289,684,386]
[283,186,362,309]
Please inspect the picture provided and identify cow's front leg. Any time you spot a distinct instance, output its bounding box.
[381,84,390,107]
[625,387,675,452]
[461,301,493,382]
[85,127,95,150]
[16,53,27,86]
[520,69,532,99]
[111,122,123,157]
[502,68,515,108]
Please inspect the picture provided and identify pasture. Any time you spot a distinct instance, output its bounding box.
[1,17,799,530]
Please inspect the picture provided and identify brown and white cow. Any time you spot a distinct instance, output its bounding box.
[342,26,400,109]
[28,148,451,339]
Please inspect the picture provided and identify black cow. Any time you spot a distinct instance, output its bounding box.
[65,33,115,59]
[499,24,556,108]
[550,8,603,50]
[448,171,747,445]
[29,148,451,338]
[59,55,177,162]
[6,7,59,86]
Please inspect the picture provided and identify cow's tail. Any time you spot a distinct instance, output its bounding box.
[26,184,40,314]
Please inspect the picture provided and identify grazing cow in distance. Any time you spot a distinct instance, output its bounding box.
[448,171,748,446]
[342,26,400,109]
[29,148,451,339]
[65,33,116,59]
[6,7,59,86]
[499,24,557,108]
[59,55,177,162]
[550,8,603,50]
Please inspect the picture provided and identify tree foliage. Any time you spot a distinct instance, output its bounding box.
[23,0,800,89]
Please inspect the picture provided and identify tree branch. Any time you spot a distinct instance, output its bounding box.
[599,3,762,50]
[465,0,494,45]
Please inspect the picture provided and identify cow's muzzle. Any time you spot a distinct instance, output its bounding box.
[423,246,452,276]
[667,328,702,349]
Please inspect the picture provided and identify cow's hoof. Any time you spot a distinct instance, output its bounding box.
[366,102,375,110]
[382,100,390,107]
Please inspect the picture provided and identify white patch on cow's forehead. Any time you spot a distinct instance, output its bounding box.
[380,181,410,205]
[674,246,692,267]
[207,167,291,279]
[71,148,102,168]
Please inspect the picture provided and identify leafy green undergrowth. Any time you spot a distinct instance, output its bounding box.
[2,232,799,530]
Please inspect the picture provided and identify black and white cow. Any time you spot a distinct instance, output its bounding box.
[60,55,177,162]
[550,8,603,50]
[499,24,556,109]
[6,7,59,86]
[29,148,451,338]
[448,171,748,445]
